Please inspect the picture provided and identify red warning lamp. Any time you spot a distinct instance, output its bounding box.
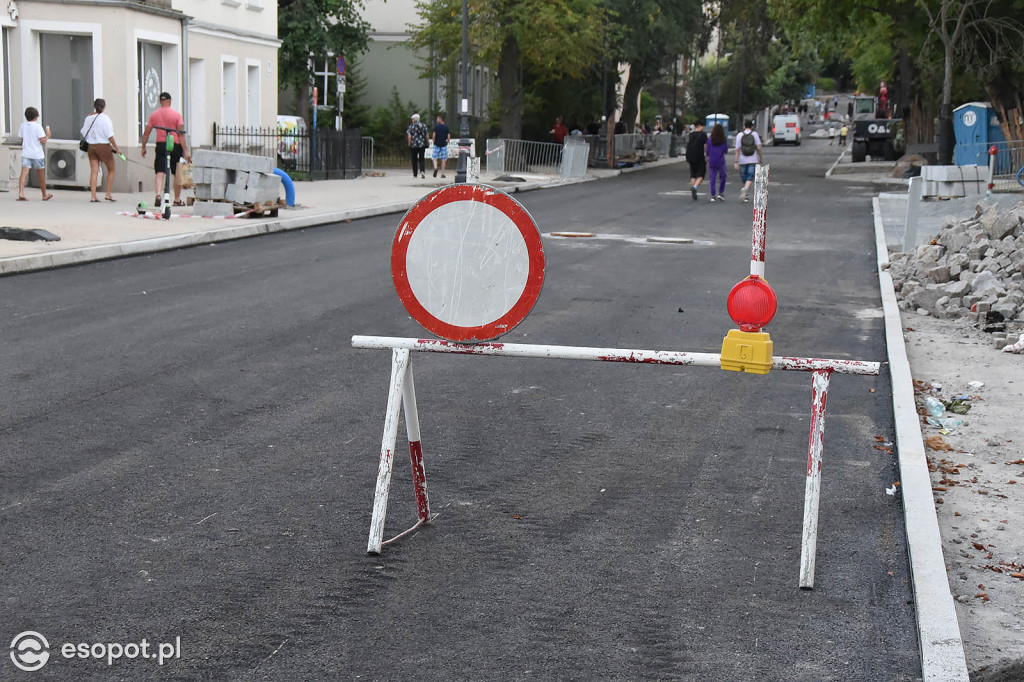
[726,275,778,332]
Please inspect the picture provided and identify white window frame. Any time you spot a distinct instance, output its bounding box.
[133,28,182,144]
[20,20,103,140]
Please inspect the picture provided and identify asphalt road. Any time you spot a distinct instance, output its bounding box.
[1,140,921,681]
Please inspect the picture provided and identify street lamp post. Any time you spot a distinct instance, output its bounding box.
[454,0,470,184]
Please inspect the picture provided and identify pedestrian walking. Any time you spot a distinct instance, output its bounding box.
[81,98,123,202]
[828,125,836,145]
[734,120,762,203]
[17,107,52,201]
[140,92,191,207]
[407,113,428,179]
[431,114,450,178]
[706,123,729,202]
[550,116,569,145]
[685,118,708,201]
[839,124,848,147]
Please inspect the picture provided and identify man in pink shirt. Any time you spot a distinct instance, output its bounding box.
[141,92,191,207]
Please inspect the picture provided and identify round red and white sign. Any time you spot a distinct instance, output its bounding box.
[391,184,545,343]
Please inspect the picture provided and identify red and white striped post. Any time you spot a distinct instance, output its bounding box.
[750,165,770,277]
[800,369,832,589]
[987,145,998,197]
[367,349,432,554]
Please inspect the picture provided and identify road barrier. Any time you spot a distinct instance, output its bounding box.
[352,167,881,589]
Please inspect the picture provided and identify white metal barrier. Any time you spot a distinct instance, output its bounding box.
[352,166,881,589]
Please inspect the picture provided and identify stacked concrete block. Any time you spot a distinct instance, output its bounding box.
[920,165,988,198]
[889,200,1024,333]
[190,150,281,216]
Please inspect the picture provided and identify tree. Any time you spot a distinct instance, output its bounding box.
[278,0,373,94]
[916,0,1024,162]
[410,0,609,138]
[610,0,706,130]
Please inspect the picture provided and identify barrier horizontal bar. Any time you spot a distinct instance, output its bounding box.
[351,336,880,376]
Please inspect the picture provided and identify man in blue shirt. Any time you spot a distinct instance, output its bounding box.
[432,114,451,178]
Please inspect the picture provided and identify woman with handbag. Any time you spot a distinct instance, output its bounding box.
[80,98,122,202]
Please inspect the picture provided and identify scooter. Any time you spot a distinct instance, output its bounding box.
[151,125,186,220]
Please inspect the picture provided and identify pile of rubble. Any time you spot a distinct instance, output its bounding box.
[888,200,1024,343]
[191,149,282,217]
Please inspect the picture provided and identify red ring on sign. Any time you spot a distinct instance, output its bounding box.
[391,184,545,343]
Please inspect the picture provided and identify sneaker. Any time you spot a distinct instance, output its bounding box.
[420,172,425,179]
[154,196,162,207]
[441,173,446,178]
[709,196,717,202]
[433,168,438,177]
[743,195,750,203]
[691,187,698,201]
[718,195,725,201]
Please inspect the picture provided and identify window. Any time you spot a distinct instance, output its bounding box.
[40,33,94,140]
[2,27,11,134]
[139,41,163,137]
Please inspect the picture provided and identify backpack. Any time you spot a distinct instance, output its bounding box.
[685,131,706,162]
[740,131,756,156]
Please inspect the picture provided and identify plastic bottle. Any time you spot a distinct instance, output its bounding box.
[938,416,962,430]
[923,396,945,418]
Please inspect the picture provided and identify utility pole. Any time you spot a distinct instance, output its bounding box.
[454,0,470,184]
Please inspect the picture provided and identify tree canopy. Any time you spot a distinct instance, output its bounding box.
[277,0,373,93]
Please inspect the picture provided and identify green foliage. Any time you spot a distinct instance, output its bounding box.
[342,58,372,131]
[277,0,372,92]
[362,88,421,156]
[639,90,660,124]
[816,76,836,91]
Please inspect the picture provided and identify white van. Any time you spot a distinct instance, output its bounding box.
[772,114,801,145]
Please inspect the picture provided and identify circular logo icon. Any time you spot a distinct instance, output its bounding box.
[10,631,50,672]
[963,110,977,127]
[145,68,161,110]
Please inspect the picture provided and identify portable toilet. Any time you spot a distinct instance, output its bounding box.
[954,102,1006,166]
[705,114,730,135]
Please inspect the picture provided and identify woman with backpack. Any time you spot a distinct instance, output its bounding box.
[685,119,707,200]
[706,124,729,202]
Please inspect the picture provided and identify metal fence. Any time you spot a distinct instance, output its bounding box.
[579,133,675,167]
[211,124,362,179]
[484,138,589,179]
[953,140,1024,192]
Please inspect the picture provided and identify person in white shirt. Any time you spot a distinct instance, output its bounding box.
[733,120,762,203]
[17,106,51,201]
[81,98,123,202]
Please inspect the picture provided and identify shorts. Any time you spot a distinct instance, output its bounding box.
[739,163,756,183]
[688,161,707,179]
[87,143,114,165]
[154,142,184,174]
[22,157,45,170]
[432,144,449,161]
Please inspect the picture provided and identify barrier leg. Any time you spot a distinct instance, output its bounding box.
[367,349,411,554]
[402,365,431,522]
[799,369,832,589]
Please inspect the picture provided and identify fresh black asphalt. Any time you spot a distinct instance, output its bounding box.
[1,141,921,681]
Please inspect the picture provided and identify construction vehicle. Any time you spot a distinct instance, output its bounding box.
[850,94,901,162]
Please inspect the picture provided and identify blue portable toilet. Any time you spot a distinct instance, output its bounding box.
[954,102,1006,167]
[705,114,730,135]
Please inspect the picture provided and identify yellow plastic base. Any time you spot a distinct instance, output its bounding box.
[720,329,774,374]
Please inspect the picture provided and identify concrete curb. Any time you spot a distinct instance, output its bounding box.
[824,150,846,179]
[0,174,606,276]
[872,196,970,681]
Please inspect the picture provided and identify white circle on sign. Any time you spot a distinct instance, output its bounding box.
[963,111,977,127]
[405,200,528,328]
[392,184,545,343]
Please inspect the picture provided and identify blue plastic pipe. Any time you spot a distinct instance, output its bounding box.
[273,168,295,207]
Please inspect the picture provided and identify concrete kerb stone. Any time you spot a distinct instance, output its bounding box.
[0,164,637,277]
[872,196,970,681]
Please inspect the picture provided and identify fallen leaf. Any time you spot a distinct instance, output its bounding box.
[975,593,990,601]
[906,327,915,331]
[874,435,885,442]
[933,486,949,492]
[1010,573,1024,580]
[973,542,986,550]
[926,436,954,451]
[1009,480,1017,484]
[985,565,1004,574]
[511,514,522,520]
[869,388,876,393]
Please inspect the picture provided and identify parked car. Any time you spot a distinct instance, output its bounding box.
[771,114,801,145]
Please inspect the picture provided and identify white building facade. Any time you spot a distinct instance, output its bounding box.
[0,0,279,193]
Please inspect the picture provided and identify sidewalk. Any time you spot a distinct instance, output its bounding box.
[0,158,678,276]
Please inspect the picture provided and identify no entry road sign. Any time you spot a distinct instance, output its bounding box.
[391,184,545,343]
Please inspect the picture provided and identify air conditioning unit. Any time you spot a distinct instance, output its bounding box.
[45,140,91,188]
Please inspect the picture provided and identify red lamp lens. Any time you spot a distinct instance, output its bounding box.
[727,275,778,332]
